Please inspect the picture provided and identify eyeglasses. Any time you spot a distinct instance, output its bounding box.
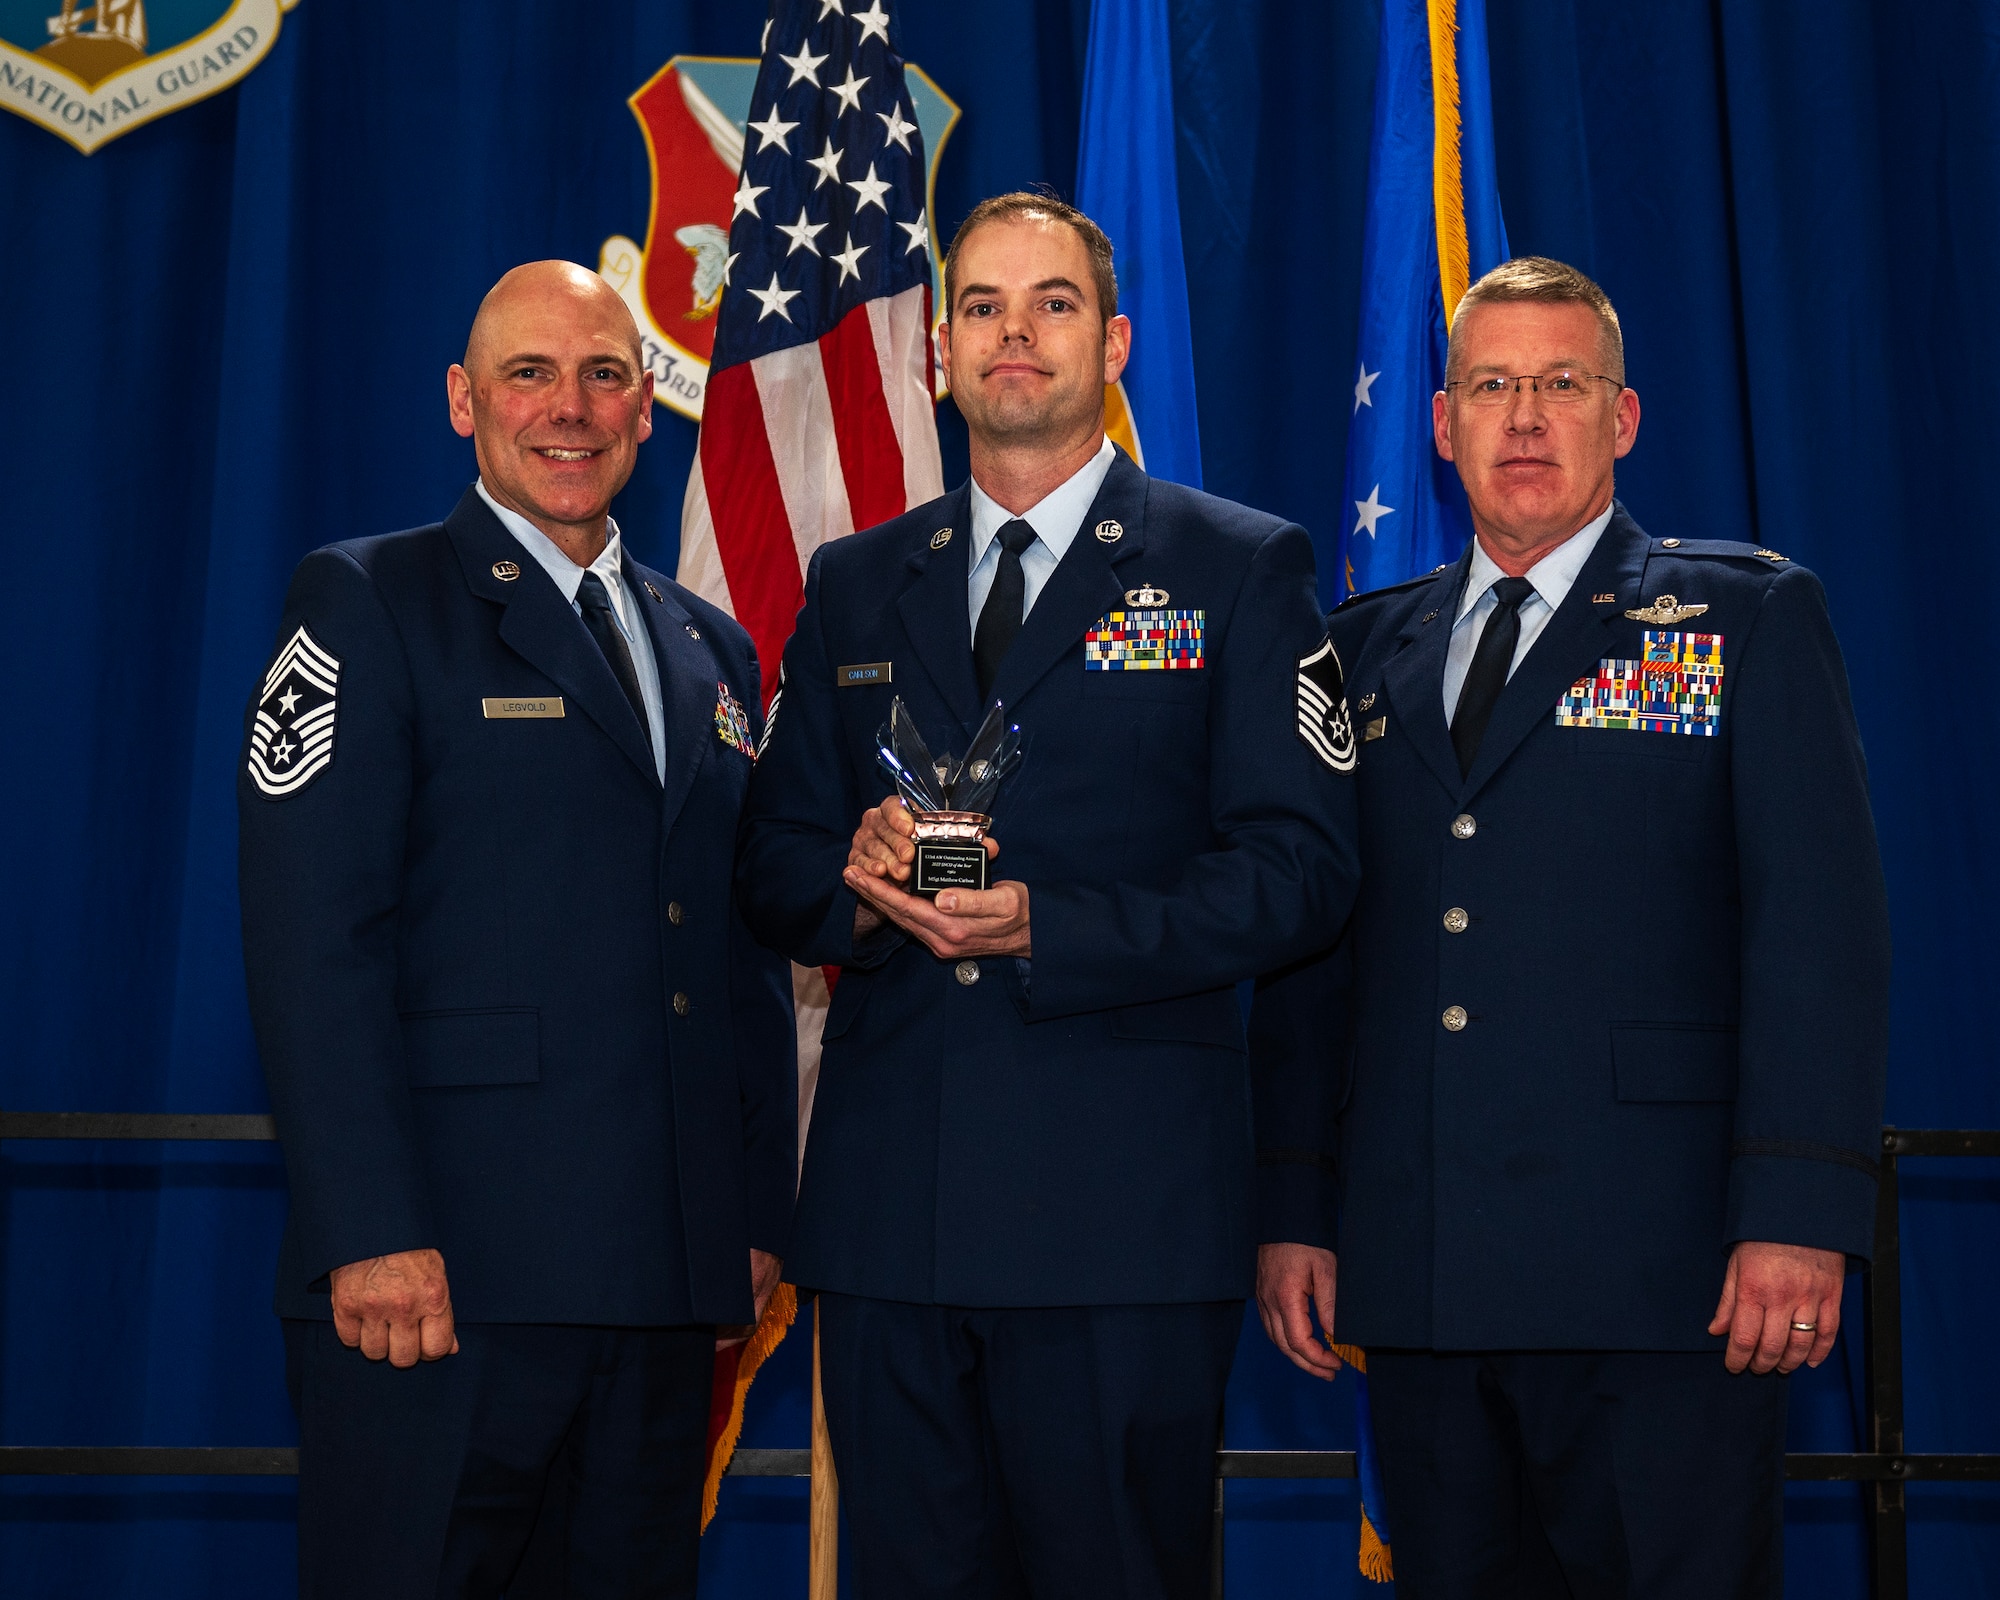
[1445,370,1624,406]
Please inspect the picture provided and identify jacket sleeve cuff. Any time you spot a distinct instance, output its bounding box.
[1256,1155,1340,1250]
[1724,1150,1880,1261]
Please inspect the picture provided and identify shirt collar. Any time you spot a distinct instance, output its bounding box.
[1456,501,1616,625]
[476,478,625,608]
[968,436,1116,568]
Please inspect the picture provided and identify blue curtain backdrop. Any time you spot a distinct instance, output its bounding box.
[2,1,1995,1594]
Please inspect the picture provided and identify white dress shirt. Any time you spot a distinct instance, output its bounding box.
[477,479,667,782]
[965,436,1117,638]
[1442,503,1615,721]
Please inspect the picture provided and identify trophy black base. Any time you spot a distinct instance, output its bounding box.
[913,841,988,897]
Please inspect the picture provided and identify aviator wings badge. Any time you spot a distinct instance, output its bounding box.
[1624,594,1710,625]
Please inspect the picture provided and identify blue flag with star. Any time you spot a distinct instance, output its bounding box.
[1338,0,1508,600]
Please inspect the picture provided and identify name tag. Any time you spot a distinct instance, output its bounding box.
[482,697,565,719]
[838,661,893,687]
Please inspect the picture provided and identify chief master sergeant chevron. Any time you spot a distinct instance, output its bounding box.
[237,261,795,1598]
[1251,257,1891,1597]
[738,193,1361,1597]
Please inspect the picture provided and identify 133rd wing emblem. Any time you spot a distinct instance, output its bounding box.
[247,625,339,797]
[1297,639,1355,772]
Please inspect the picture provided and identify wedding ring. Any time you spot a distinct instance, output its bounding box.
[1790,1320,1818,1332]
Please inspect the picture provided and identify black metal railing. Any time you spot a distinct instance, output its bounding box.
[4,1113,1996,1598]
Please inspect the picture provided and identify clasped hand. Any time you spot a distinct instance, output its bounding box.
[845,795,1031,960]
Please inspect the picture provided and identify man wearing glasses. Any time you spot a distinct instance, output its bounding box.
[1251,257,1889,1595]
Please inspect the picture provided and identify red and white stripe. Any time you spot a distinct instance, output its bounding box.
[679,278,943,1154]
[680,281,942,708]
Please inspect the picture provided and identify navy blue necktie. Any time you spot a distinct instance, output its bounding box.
[973,520,1038,698]
[1450,576,1536,778]
[576,570,652,758]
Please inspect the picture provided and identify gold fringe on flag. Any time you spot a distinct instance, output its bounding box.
[1426,0,1471,328]
[1359,1510,1395,1582]
[700,1281,799,1530]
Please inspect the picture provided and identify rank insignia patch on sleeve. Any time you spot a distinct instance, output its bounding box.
[715,681,756,758]
[1297,638,1356,772]
[247,625,340,798]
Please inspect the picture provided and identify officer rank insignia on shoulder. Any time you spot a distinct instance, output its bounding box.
[1296,638,1356,772]
[1558,631,1725,737]
[1084,608,1204,670]
[247,625,340,798]
[714,681,756,758]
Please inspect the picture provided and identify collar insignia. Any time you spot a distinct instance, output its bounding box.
[1094,519,1124,543]
[930,527,953,550]
[492,560,521,581]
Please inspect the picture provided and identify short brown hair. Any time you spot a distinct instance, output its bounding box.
[943,192,1119,323]
[1446,256,1625,384]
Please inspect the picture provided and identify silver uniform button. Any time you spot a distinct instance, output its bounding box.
[1452,813,1477,839]
[667,901,684,926]
[955,959,981,986]
[1442,1005,1468,1032]
[672,992,690,1017]
[1443,907,1469,934]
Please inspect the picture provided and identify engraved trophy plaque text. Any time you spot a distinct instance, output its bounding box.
[875,698,1025,897]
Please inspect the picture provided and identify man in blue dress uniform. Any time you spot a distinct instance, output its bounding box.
[738,194,1360,1597]
[1252,258,1890,1597]
[238,262,795,1598]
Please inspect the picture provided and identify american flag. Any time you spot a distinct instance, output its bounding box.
[678,0,945,706]
[681,2,945,1522]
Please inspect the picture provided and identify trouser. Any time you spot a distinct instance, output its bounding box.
[1367,1348,1789,1600]
[284,1318,715,1600]
[816,1294,1243,1600]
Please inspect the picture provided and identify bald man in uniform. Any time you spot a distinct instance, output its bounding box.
[238,262,795,1598]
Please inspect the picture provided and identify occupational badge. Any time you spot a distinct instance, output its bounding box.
[597,51,959,419]
[247,624,339,798]
[1084,609,1204,670]
[1624,594,1709,625]
[4,0,301,155]
[1558,631,1725,736]
[1296,638,1356,772]
[714,681,756,758]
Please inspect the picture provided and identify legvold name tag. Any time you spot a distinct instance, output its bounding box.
[482,697,565,719]
[838,661,893,687]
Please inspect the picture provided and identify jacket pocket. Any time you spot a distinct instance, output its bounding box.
[1611,1022,1737,1103]
[401,1008,540,1087]
[821,971,871,1042]
[1110,987,1245,1052]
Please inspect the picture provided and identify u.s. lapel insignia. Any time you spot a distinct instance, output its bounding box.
[492,560,521,581]
[1296,638,1355,772]
[1624,594,1709,625]
[1124,584,1170,607]
[714,681,756,759]
[247,625,340,798]
[644,580,664,602]
[1094,519,1124,543]
[930,527,953,550]
[1591,592,1617,605]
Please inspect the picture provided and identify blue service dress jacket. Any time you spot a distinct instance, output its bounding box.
[1250,504,1891,1352]
[238,487,795,1328]
[738,450,1361,1307]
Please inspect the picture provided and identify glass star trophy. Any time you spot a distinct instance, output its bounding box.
[875,697,1025,897]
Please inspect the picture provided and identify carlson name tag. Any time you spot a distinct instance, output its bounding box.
[482,697,565,719]
[838,661,893,687]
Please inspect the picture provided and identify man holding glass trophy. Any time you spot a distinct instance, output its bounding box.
[739,193,1360,1597]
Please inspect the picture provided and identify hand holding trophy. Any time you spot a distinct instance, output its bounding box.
[875,698,1026,897]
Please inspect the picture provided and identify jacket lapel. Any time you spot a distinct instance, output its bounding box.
[1377,551,1472,800]
[629,561,718,835]
[1460,506,1651,797]
[987,451,1149,713]
[894,482,982,734]
[446,488,658,786]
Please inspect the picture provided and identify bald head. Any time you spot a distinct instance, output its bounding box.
[464,260,642,370]
[447,260,655,562]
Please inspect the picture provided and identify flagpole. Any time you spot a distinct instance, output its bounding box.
[809,1298,839,1599]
